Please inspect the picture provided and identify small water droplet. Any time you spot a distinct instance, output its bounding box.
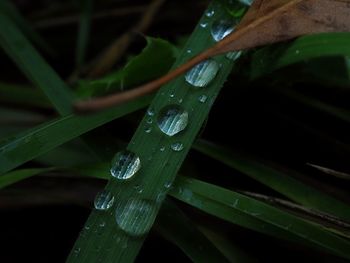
[145,126,152,133]
[110,151,141,180]
[231,199,239,208]
[147,108,155,116]
[73,247,81,257]
[115,198,158,236]
[169,93,175,98]
[134,184,143,194]
[164,181,172,189]
[171,142,184,152]
[99,221,106,227]
[94,190,115,211]
[198,95,208,103]
[200,22,208,28]
[186,49,192,54]
[156,192,166,203]
[185,60,219,88]
[157,105,188,136]
[147,117,153,124]
[178,98,183,104]
[295,49,300,55]
[226,50,242,61]
[211,20,236,42]
[160,146,166,152]
[206,9,215,17]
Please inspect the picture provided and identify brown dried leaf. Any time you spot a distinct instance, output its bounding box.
[75,0,350,112]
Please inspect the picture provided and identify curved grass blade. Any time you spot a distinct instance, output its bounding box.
[170,176,350,260]
[0,96,151,175]
[0,12,73,115]
[193,139,350,222]
[67,1,249,262]
[250,33,350,79]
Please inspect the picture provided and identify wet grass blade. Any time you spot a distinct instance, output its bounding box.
[66,1,250,262]
[0,12,73,115]
[193,139,350,222]
[250,33,350,80]
[76,0,93,67]
[170,176,350,260]
[0,96,151,175]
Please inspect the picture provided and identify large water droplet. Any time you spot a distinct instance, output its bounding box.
[226,50,242,61]
[115,198,157,236]
[157,105,188,136]
[171,142,184,152]
[94,190,115,210]
[185,60,219,88]
[110,151,141,180]
[211,20,236,42]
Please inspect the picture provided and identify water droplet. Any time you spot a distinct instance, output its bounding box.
[160,146,166,152]
[134,184,143,194]
[145,126,152,133]
[178,98,183,104]
[185,60,219,88]
[183,189,193,200]
[295,49,300,55]
[206,9,215,17]
[211,20,236,42]
[171,142,184,152]
[186,49,192,54]
[110,150,141,180]
[164,181,172,189]
[94,190,115,211]
[156,192,166,203]
[99,221,106,227]
[147,108,155,116]
[147,117,153,124]
[157,105,188,136]
[198,95,208,103]
[73,247,81,257]
[200,22,208,28]
[169,93,175,98]
[226,50,242,61]
[115,198,158,236]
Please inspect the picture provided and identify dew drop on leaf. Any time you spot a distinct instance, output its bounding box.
[185,60,219,88]
[211,19,236,42]
[115,198,158,236]
[157,105,188,136]
[94,190,115,211]
[110,151,141,180]
[171,142,184,152]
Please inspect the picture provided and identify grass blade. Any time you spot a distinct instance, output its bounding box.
[66,1,249,262]
[76,0,94,67]
[250,33,350,80]
[170,176,350,260]
[0,12,73,115]
[156,199,233,263]
[193,139,350,222]
[0,96,151,175]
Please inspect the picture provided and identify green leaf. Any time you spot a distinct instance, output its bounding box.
[193,139,350,222]
[77,37,177,98]
[0,12,73,115]
[170,176,350,260]
[67,2,249,262]
[251,33,350,80]
[0,96,151,175]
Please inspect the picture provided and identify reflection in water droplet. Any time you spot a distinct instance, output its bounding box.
[198,95,208,103]
[206,9,215,17]
[185,60,219,88]
[171,142,184,152]
[110,151,141,180]
[226,51,242,61]
[94,190,114,210]
[200,22,208,28]
[157,106,188,136]
[147,108,155,116]
[164,181,172,189]
[115,198,158,236]
[211,20,236,42]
